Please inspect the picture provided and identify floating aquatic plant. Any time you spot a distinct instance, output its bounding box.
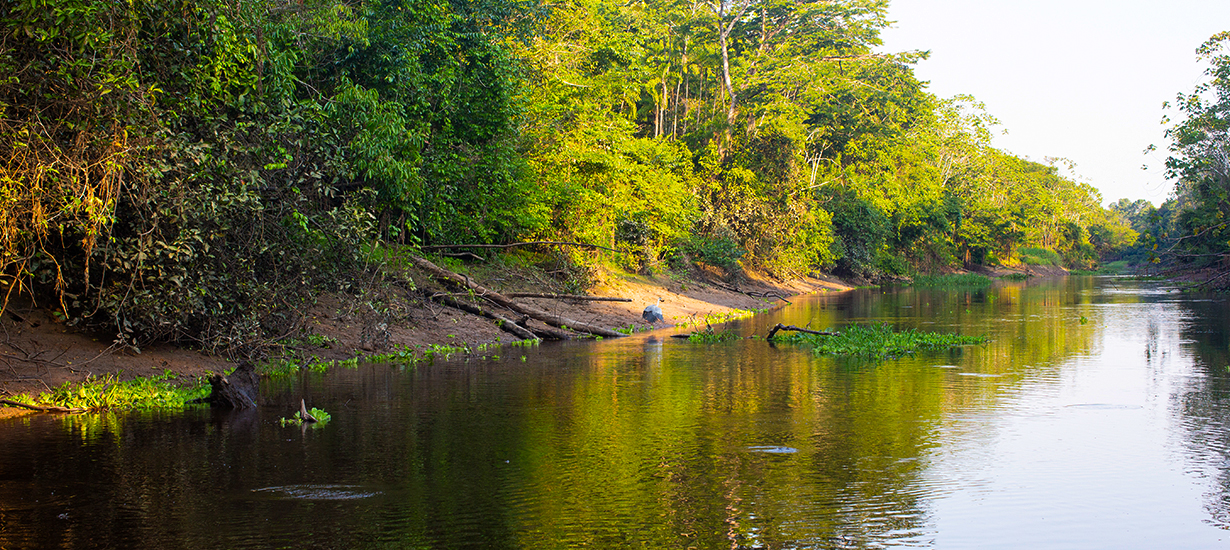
[777,323,986,360]
[908,274,992,288]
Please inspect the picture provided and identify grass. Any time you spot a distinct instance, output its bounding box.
[9,371,209,412]
[1019,247,1062,266]
[908,273,992,288]
[675,308,763,329]
[777,322,987,360]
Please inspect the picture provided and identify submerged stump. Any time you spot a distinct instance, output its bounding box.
[204,361,260,409]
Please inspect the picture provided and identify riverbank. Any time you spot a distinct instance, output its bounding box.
[0,261,852,418]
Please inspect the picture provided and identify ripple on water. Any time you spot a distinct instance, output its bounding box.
[1063,404,1143,410]
[748,445,798,454]
[251,484,382,500]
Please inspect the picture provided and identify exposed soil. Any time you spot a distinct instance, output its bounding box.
[0,263,851,419]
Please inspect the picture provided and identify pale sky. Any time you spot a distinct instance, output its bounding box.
[878,0,1230,206]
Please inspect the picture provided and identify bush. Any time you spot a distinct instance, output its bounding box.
[1019,247,1062,266]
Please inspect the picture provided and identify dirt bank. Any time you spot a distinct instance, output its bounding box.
[0,264,851,418]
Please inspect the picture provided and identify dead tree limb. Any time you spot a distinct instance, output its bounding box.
[504,293,632,302]
[714,283,792,304]
[430,294,543,340]
[420,241,619,253]
[299,399,318,423]
[0,398,86,413]
[408,255,627,338]
[766,323,839,340]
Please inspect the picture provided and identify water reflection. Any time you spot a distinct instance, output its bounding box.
[2,277,1230,548]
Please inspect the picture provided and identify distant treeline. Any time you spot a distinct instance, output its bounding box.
[1,0,1216,351]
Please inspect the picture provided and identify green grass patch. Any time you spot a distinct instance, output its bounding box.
[778,323,987,360]
[675,308,763,329]
[13,371,209,412]
[997,273,1031,281]
[1019,247,1062,266]
[908,273,992,288]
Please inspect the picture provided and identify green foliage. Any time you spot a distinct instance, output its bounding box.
[778,323,987,360]
[1019,247,1062,266]
[1154,32,1230,281]
[680,234,745,270]
[1,0,1131,354]
[22,371,208,411]
[827,190,890,279]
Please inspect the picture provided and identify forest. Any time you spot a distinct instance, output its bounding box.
[1,0,1224,354]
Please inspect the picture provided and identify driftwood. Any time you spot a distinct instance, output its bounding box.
[203,361,260,409]
[420,241,619,253]
[0,399,86,414]
[766,323,840,340]
[299,399,318,423]
[504,293,632,302]
[408,255,626,338]
[430,294,543,340]
[714,283,792,304]
[515,319,575,341]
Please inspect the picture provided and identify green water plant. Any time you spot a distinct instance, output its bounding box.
[687,326,742,343]
[998,273,1031,281]
[908,274,992,288]
[777,323,987,360]
[280,407,332,427]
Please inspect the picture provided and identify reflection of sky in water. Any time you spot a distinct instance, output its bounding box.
[920,279,1230,548]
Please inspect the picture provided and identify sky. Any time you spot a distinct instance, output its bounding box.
[877,0,1230,206]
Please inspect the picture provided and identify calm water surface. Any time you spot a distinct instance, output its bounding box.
[2,276,1229,549]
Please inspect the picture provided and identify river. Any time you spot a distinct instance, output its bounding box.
[1,276,1228,549]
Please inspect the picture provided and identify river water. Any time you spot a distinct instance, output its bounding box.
[2,276,1229,549]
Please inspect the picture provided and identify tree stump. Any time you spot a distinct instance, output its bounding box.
[204,361,260,409]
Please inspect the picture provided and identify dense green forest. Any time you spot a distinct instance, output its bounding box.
[2,0,1219,353]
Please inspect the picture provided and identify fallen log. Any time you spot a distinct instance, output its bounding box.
[714,283,793,304]
[408,255,626,338]
[430,294,543,340]
[504,293,631,302]
[420,241,618,253]
[766,323,840,340]
[516,319,576,341]
[0,398,86,414]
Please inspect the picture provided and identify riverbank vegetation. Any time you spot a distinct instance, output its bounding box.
[0,0,1172,358]
[1110,32,1230,290]
[0,371,207,413]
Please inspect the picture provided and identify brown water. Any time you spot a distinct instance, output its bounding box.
[2,276,1229,549]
